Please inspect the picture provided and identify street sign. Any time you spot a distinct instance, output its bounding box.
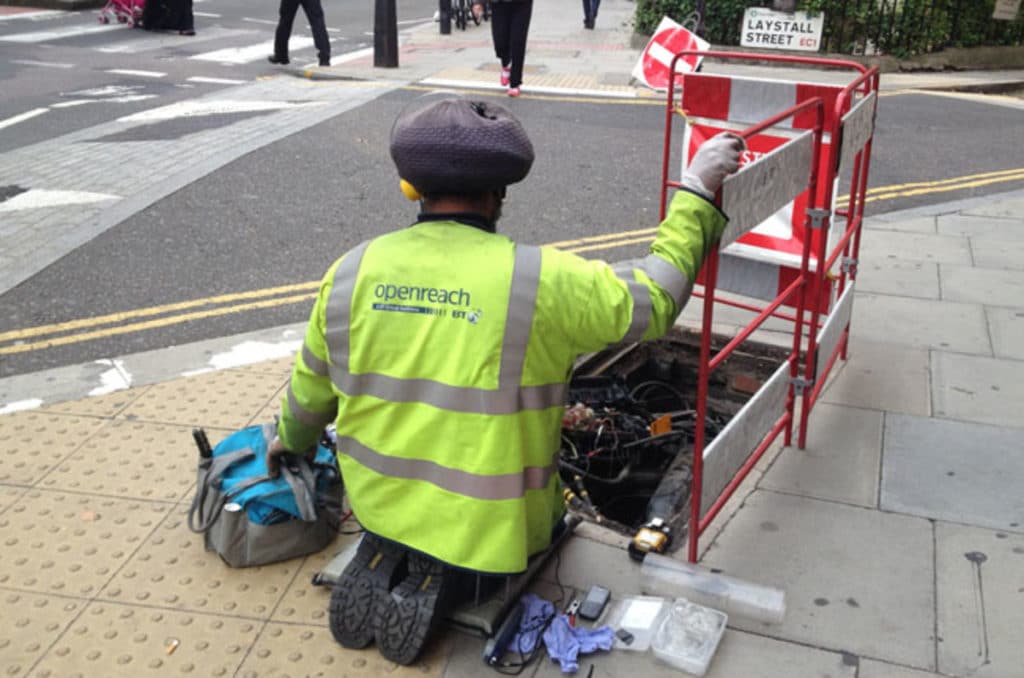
[740,7,824,51]
[993,0,1021,20]
[632,17,709,92]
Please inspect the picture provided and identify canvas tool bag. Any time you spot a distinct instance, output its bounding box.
[188,422,343,568]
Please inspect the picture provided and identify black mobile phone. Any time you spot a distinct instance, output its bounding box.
[577,585,611,621]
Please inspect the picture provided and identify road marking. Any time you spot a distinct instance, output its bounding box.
[106,68,167,78]
[0,22,121,42]
[0,189,119,212]
[242,17,277,25]
[0,107,48,131]
[187,76,247,85]
[5,169,1024,355]
[193,11,221,17]
[96,25,256,53]
[117,98,321,123]
[11,59,74,68]
[0,9,65,21]
[190,37,315,63]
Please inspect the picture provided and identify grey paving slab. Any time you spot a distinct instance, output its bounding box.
[881,413,1024,531]
[858,230,972,266]
[863,215,937,234]
[986,307,1024,360]
[537,535,644,596]
[961,196,1024,219]
[701,490,935,669]
[936,523,1024,678]
[969,236,1024,271]
[856,259,940,299]
[761,403,882,508]
[937,214,1024,241]
[940,264,1024,309]
[932,352,1024,429]
[530,627,857,678]
[859,659,943,677]
[819,337,931,416]
[850,293,990,355]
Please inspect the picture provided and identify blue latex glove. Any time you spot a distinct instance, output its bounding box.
[510,593,556,654]
[543,614,615,673]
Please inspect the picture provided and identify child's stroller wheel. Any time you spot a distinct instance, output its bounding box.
[98,14,110,23]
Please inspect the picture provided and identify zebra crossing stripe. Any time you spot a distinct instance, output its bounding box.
[0,23,122,43]
[189,37,315,64]
[96,26,257,53]
[107,69,167,78]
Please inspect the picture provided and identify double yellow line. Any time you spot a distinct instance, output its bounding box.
[3,168,1023,357]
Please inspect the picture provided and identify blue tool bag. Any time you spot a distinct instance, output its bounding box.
[187,422,343,567]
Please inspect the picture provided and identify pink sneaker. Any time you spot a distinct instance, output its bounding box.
[500,67,511,87]
[507,87,520,98]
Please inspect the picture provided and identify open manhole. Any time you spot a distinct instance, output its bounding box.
[560,326,790,552]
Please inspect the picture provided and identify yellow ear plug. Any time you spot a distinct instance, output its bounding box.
[400,179,422,201]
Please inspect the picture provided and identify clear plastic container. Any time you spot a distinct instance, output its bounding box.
[651,599,728,676]
[603,595,669,652]
[640,553,786,624]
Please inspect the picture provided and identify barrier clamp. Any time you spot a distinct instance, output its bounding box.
[806,208,830,229]
[841,256,858,276]
[791,376,814,396]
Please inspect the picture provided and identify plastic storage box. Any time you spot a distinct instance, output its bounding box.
[651,598,728,676]
[604,595,669,652]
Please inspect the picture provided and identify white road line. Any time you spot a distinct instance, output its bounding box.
[106,69,167,78]
[0,9,66,21]
[190,37,314,63]
[117,99,321,123]
[0,189,119,212]
[0,22,122,43]
[419,77,638,99]
[0,107,48,131]
[242,17,277,25]
[11,59,74,68]
[96,26,255,53]
[187,76,246,85]
[193,11,221,17]
[332,46,373,64]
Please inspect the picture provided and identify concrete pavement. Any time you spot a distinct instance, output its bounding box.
[3,0,1024,675]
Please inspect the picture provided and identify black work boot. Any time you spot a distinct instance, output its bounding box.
[329,534,407,649]
[374,551,452,665]
[267,54,290,65]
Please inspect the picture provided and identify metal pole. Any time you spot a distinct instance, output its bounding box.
[439,0,452,34]
[374,0,398,67]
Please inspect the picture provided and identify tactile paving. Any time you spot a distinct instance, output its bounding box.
[247,384,286,429]
[0,591,86,677]
[39,420,232,502]
[0,411,106,485]
[118,370,287,429]
[31,602,260,678]
[236,622,452,678]
[272,532,357,626]
[0,490,172,596]
[41,387,149,418]
[0,484,25,514]
[230,355,297,378]
[101,505,301,619]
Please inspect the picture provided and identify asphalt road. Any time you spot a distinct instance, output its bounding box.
[1,85,1023,378]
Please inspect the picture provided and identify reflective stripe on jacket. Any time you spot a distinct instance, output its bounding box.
[278,189,725,574]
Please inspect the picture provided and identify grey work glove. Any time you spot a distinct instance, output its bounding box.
[681,133,745,200]
[265,437,315,478]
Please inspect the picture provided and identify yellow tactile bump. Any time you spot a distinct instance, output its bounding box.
[39,420,232,502]
[272,532,358,626]
[0,490,172,597]
[40,387,150,418]
[247,384,287,429]
[0,591,86,677]
[0,484,25,514]
[0,411,106,485]
[118,370,287,430]
[101,505,303,619]
[237,622,453,678]
[32,603,260,677]
[230,355,296,378]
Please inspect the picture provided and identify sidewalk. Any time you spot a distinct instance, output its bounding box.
[3,0,1024,676]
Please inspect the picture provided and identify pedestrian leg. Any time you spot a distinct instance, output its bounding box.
[273,0,301,61]
[506,0,532,89]
[300,0,331,65]
[490,2,512,68]
[581,0,592,28]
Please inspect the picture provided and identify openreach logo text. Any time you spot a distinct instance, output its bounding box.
[371,282,482,323]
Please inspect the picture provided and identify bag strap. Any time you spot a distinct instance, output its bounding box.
[279,460,319,522]
[187,447,262,533]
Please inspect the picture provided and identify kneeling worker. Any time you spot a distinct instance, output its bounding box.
[269,96,742,664]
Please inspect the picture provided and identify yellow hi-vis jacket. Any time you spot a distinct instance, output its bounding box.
[278,190,726,574]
